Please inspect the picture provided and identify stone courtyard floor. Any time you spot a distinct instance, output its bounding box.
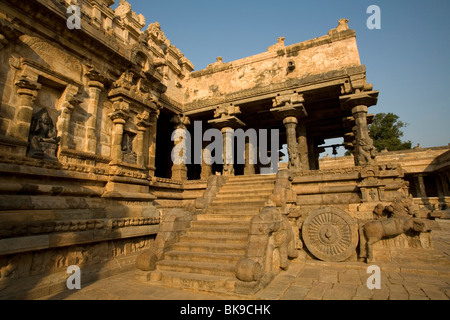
[41,220,450,301]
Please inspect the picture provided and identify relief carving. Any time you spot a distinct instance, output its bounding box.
[27,108,60,160]
[359,195,433,263]
[121,131,137,164]
[355,137,377,166]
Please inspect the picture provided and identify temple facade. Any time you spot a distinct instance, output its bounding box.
[0,0,448,298]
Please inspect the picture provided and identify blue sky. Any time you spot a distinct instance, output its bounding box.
[122,0,450,155]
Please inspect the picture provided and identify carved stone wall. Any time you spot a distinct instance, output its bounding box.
[0,235,155,299]
[0,0,196,299]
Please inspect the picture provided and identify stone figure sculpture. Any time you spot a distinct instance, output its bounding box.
[359,195,430,263]
[235,205,298,294]
[27,108,60,160]
[121,131,137,164]
[194,175,226,209]
[356,137,377,166]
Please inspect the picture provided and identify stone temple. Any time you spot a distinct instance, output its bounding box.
[0,0,449,299]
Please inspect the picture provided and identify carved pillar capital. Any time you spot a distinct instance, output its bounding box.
[9,76,42,144]
[339,91,379,111]
[109,111,129,124]
[170,114,190,130]
[109,98,130,123]
[135,111,153,130]
[15,77,41,98]
[85,69,106,90]
[271,92,307,121]
[282,116,298,126]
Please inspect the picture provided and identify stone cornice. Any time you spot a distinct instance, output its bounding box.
[183,65,367,113]
[189,30,356,79]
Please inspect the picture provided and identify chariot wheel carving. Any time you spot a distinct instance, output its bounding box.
[302,207,358,262]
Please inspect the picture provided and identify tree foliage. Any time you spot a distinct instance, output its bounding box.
[369,113,412,152]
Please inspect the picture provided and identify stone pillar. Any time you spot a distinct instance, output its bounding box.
[314,146,325,170]
[283,116,301,171]
[307,137,316,170]
[171,115,190,181]
[55,85,80,152]
[57,102,75,151]
[135,127,146,167]
[244,139,255,175]
[270,92,307,172]
[297,122,309,171]
[200,142,213,180]
[351,105,376,166]
[11,77,41,142]
[440,173,450,196]
[147,109,159,177]
[109,110,129,163]
[207,109,245,176]
[135,111,152,168]
[434,175,444,198]
[414,174,427,198]
[84,78,104,153]
[221,127,234,176]
[340,91,378,166]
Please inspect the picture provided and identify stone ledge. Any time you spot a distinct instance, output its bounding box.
[0,225,159,256]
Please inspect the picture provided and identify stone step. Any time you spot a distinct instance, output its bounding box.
[164,251,243,264]
[208,201,267,208]
[178,233,249,244]
[147,174,276,295]
[214,194,272,201]
[191,219,250,228]
[226,174,276,182]
[217,187,274,195]
[185,226,249,236]
[223,180,275,188]
[157,271,236,294]
[156,260,236,277]
[198,213,256,221]
[211,199,269,206]
[171,242,247,255]
[204,208,261,215]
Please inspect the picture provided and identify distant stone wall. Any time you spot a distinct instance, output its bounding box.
[319,146,450,210]
[320,145,450,174]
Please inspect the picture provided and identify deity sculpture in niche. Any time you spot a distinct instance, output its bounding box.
[122,131,137,164]
[27,108,60,160]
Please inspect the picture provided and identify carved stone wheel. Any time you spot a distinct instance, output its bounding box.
[302,207,358,262]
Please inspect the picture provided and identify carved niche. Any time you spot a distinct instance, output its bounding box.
[121,130,137,164]
[27,108,60,160]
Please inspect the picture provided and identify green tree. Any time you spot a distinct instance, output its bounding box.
[369,112,412,152]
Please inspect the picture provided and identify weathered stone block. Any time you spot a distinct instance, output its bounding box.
[16,106,33,123]
[0,103,15,120]
[0,235,49,255]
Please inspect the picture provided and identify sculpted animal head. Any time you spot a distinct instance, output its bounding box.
[412,218,431,232]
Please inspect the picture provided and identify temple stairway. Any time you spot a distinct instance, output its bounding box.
[152,174,276,294]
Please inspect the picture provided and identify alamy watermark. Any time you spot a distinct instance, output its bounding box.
[366,265,381,290]
[171,121,280,174]
[66,265,81,290]
[67,5,81,30]
[367,5,381,30]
